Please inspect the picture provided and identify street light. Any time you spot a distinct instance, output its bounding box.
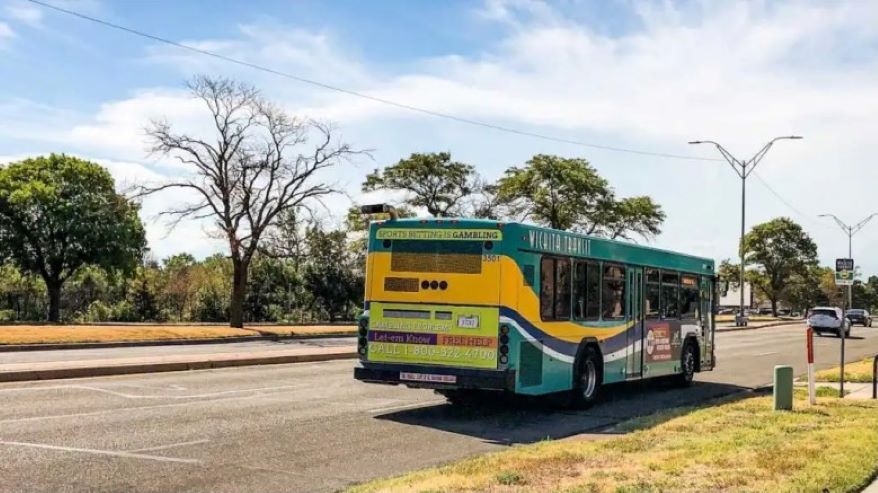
[689,136,802,326]
[818,213,878,307]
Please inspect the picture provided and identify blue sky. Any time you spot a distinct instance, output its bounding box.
[3,0,878,276]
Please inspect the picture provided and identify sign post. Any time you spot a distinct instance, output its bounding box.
[835,258,854,397]
[806,326,816,405]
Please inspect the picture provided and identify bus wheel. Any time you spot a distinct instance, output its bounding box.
[570,346,602,409]
[677,341,698,387]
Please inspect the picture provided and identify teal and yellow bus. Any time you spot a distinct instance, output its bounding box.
[353,212,716,407]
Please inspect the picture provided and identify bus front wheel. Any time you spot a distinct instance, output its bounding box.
[570,346,602,409]
[676,341,698,387]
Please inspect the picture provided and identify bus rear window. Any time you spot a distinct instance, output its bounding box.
[390,240,482,274]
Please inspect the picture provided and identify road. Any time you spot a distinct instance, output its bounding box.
[1,323,876,493]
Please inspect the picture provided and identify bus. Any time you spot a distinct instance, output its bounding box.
[353,213,716,407]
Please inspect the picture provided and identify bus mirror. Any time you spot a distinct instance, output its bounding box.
[360,203,399,220]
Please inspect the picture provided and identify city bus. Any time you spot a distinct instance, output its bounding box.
[353,212,716,407]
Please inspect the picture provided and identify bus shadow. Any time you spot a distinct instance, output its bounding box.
[374,380,762,446]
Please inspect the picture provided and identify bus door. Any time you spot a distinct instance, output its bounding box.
[700,276,715,368]
[626,267,643,378]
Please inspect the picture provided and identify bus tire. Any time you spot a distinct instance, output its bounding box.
[570,345,602,409]
[676,340,698,387]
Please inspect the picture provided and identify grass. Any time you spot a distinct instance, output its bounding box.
[816,358,877,383]
[0,323,355,345]
[347,390,878,493]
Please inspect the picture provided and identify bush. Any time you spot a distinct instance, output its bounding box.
[0,309,15,322]
[85,300,112,322]
[111,300,139,322]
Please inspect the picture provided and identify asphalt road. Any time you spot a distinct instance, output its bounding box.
[1,323,876,493]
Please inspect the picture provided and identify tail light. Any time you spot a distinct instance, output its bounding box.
[358,318,369,357]
[498,325,510,368]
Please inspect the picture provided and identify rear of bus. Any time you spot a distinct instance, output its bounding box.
[353,218,514,391]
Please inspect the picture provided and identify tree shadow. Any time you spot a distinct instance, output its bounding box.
[374,379,763,446]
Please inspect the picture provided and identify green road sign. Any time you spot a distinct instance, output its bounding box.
[835,270,854,286]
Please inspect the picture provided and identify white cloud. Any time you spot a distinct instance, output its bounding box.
[0,21,15,42]
[4,2,43,26]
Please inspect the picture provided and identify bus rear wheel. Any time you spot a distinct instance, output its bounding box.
[677,341,698,387]
[570,346,602,409]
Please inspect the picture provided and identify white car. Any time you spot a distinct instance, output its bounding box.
[807,306,851,337]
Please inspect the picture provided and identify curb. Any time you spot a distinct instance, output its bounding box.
[0,332,356,352]
[716,320,804,333]
[0,350,358,382]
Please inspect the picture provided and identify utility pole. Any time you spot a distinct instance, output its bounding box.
[689,136,803,326]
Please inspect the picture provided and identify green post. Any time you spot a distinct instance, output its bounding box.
[774,365,794,411]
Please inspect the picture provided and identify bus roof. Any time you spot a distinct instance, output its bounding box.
[371,217,715,276]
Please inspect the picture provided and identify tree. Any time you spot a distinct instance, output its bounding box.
[494,154,665,240]
[141,76,358,328]
[782,264,828,315]
[0,154,146,322]
[742,217,818,316]
[363,152,478,217]
[302,226,362,322]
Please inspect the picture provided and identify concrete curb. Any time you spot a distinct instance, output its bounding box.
[0,350,358,382]
[0,332,356,352]
[716,320,804,333]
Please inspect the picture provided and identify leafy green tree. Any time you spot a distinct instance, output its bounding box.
[0,154,146,322]
[782,265,828,315]
[718,259,741,294]
[495,154,665,240]
[363,152,478,217]
[743,217,818,316]
[303,226,362,322]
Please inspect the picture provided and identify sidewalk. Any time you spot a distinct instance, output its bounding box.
[717,319,803,332]
[0,343,357,382]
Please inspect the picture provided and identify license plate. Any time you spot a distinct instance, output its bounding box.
[457,315,480,328]
[400,372,457,384]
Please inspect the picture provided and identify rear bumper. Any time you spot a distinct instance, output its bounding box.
[354,362,516,391]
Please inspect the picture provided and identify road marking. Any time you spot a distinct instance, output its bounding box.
[754,351,779,356]
[0,383,305,400]
[0,439,201,464]
[367,401,440,414]
[127,439,210,453]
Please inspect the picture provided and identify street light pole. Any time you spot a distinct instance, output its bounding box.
[689,136,803,326]
[818,213,878,308]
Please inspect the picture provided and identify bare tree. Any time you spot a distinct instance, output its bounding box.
[140,76,358,328]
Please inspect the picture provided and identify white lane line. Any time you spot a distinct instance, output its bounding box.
[127,439,210,453]
[0,440,201,464]
[0,383,305,399]
[367,401,439,414]
[754,351,779,357]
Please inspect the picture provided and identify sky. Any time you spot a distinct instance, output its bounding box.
[2,0,878,275]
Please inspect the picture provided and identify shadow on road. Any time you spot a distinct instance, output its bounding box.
[375,379,760,445]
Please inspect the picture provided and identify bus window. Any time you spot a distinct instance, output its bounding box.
[573,261,601,320]
[661,271,680,318]
[540,257,555,320]
[602,264,626,320]
[645,269,660,319]
[540,257,571,320]
[680,275,699,319]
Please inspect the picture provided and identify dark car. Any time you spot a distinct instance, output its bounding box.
[845,309,873,327]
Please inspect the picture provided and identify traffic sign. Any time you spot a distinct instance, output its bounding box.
[835,270,854,286]
[836,258,854,272]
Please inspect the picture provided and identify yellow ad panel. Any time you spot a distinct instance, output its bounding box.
[367,302,499,369]
[376,228,502,241]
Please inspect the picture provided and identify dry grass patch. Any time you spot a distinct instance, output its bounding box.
[0,325,256,345]
[816,358,876,383]
[347,391,878,493]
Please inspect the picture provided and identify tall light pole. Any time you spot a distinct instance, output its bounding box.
[689,136,803,326]
[818,213,878,308]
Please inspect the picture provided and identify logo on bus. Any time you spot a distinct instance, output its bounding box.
[527,230,590,255]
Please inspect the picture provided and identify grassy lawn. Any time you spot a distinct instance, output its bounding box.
[348,390,878,493]
[816,358,876,383]
[0,324,355,345]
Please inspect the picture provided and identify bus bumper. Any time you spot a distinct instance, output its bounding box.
[354,363,516,391]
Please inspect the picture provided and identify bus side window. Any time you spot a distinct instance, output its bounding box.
[573,262,586,319]
[540,257,555,320]
[540,257,571,321]
[573,261,601,321]
[680,275,699,319]
[661,271,680,319]
[602,264,626,320]
[645,269,660,319]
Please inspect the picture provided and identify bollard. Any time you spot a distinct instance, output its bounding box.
[774,365,794,411]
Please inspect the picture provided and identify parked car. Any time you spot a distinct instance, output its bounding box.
[845,309,873,327]
[807,306,851,337]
